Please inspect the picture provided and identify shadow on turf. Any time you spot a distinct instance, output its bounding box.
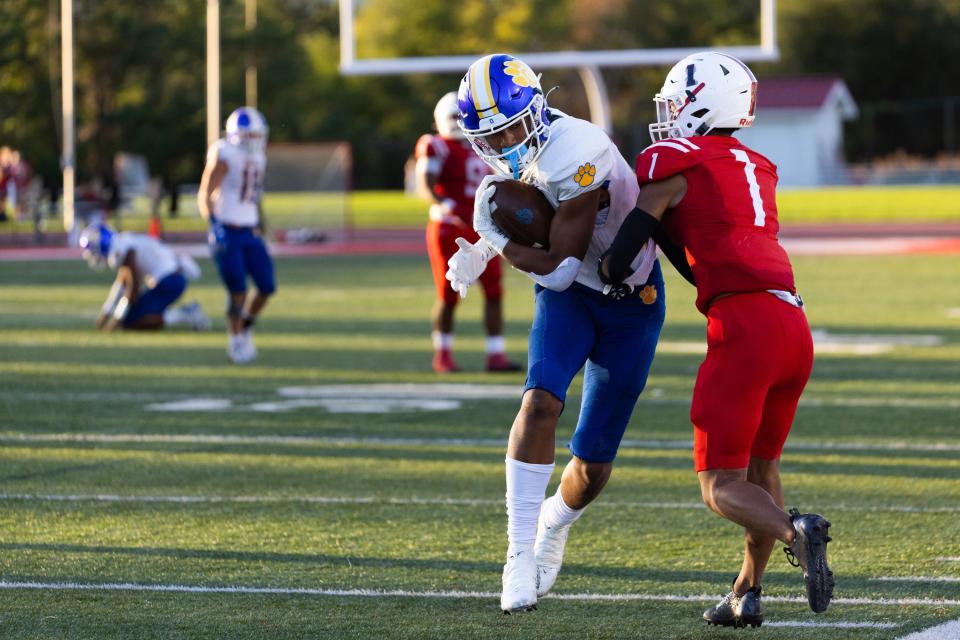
[0,541,807,587]
[4,438,959,480]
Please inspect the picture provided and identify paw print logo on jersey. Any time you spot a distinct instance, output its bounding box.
[503,60,538,88]
[639,285,658,305]
[574,163,597,187]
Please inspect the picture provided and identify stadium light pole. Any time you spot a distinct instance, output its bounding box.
[207,0,221,148]
[60,0,75,235]
[246,0,257,108]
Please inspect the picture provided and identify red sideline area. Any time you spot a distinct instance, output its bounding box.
[1,224,960,262]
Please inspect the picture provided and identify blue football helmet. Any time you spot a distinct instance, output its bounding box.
[458,54,551,179]
[78,223,115,269]
[225,106,269,154]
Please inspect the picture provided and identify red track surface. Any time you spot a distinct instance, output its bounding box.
[2,224,959,261]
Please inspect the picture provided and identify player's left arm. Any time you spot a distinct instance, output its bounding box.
[97,252,137,331]
[501,187,601,277]
[598,174,687,284]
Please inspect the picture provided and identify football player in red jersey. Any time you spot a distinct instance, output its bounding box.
[599,52,833,627]
[415,92,521,373]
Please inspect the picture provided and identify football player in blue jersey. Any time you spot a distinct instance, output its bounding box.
[446,54,671,614]
[198,107,276,363]
[79,223,209,332]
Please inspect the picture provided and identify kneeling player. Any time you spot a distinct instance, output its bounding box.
[79,223,209,332]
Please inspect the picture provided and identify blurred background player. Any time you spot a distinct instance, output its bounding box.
[198,106,277,364]
[79,222,208,332]
[414,92,521,373]
[447,54,664,614]
[599,52,833,627]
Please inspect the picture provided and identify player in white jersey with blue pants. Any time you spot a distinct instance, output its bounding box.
[446,54,667,614]
[198,106,276,363]
[79,224,208,332]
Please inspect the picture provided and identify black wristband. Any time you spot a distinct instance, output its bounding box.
[598,207,660,284]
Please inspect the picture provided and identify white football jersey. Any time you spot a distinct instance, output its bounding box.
[107,232,180,288]
[523,112,657,292]
[207,139,266,227]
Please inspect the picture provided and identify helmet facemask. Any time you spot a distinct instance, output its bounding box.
[462,93,550,179]
[78,224,113,270]
[228,130,268,155]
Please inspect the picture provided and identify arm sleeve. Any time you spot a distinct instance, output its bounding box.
[652,226,695,286]
[599,208,660,284]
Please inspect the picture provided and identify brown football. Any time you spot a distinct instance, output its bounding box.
[489,180,555,248]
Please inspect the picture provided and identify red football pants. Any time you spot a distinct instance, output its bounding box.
[691,291,814,472]
[426,221,503,305]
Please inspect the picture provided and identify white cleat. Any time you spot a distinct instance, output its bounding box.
[183,302,211,332]
[500,547,538,614]
[241,329,257,362]
[534,496,571,597]
[227,334,255,364]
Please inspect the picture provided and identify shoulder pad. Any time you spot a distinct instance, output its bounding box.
[635,138,704,184]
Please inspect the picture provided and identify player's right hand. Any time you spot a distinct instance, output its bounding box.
[208,217,227,252]
[445,237,496,299]
[472,175,510,254]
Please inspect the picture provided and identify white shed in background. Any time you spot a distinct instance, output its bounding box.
[736,76,859,187]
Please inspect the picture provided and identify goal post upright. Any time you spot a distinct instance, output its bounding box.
[336,0,778,131]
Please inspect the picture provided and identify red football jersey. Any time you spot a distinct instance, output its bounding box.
[414,134,490,225]
[636,135,796,314]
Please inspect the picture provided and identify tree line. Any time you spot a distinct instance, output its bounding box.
[1,0,958,194]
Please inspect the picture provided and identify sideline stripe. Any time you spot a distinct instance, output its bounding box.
[897,619,960,640]
[3,432,959,454]
[938,558,960,562]
[1,493,958,514]
[0,581,956,607]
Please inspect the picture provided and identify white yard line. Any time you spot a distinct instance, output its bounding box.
[938,558,960,563]
[1,493,958,514]
[0,581,956,608]
[896,619,960,640]
[765,621,899,629]
[876,576,960,583]
[3,432,960,453]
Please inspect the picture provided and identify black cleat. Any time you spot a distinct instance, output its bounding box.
[737,587,764,628]
[785,508,835,613]
[703,585,763,628]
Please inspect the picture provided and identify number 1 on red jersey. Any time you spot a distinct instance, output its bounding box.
[731,148,766,227]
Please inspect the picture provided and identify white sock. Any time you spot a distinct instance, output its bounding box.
[505,456,554,556]
[485,335,505,354]
[541,487,585,530]
[432,331,453,350]
[162,306,185,327]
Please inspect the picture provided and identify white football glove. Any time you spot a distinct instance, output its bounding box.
[445,237,498,299]
[428,198,462,226]
[473,175,511,254]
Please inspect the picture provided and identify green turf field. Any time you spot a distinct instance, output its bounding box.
[0,252,958,639]
[3,185,960,236]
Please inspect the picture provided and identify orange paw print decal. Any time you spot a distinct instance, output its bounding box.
[639,285,658,305]
[574,163,597,187]
[503,60,539,88]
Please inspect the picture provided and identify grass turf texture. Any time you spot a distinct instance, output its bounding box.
[0,253,958,639]
[3,185,960,235]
